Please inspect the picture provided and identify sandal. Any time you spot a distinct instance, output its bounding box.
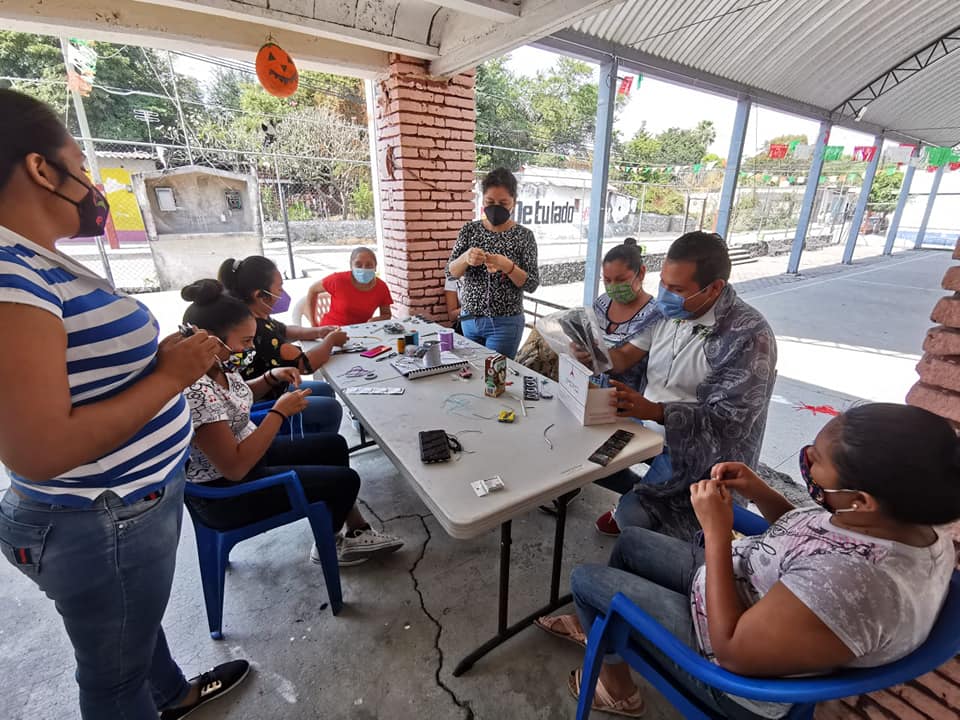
[535,614,587,647]
[567,668,645,718]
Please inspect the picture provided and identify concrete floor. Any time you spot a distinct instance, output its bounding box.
[0,247,952,720]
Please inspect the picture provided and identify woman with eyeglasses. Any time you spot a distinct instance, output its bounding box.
[180,279,401,566]
[540,403,960,718]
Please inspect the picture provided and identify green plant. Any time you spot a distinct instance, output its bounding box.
[350,180,375,219]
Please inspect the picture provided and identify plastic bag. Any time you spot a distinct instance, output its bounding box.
[536,307,613,373]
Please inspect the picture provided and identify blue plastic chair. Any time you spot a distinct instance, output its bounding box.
[183,470,343,639]
[576,505,960,719]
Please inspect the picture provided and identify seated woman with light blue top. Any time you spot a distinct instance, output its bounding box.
[592,237,662,392]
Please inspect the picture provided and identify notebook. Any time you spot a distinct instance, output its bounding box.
[390,352,469,379]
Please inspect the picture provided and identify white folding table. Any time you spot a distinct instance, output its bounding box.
[317,320,663,674]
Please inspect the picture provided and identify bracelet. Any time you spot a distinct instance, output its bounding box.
[267,409,287,421]
[508,261,516,275]
[265,369,278,387]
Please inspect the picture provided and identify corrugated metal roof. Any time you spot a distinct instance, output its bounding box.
[566,0,960,148]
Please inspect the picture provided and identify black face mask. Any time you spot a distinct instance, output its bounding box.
[484,204,511,227]
[47,162,111,238]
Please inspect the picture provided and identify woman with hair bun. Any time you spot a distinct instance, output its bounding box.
[180,279,403,566]
[593,237,661,391]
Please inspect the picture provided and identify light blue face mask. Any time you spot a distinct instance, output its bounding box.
[352,267,376,284]
[656,284,709,320]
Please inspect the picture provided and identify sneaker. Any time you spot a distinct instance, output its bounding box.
[595,510,621,537]
[338,527,404,563]
[537,487,582,516]
[160,659,251,720]
[310,538,368,567]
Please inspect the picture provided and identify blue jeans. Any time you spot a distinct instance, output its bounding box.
[0,472,190,719]
[595,449,673,530]
[461,314,525,359]
[299,380,343,434]
[571,528,768,720]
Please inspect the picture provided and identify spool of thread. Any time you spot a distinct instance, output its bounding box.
[397,337,406,354]
[439,328,454,351]
[405,331,419,347]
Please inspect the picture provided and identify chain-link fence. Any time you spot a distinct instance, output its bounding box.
[56,135,377,293]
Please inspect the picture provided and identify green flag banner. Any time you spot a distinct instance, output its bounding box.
[926,147,953,167]
[824,146,843,161]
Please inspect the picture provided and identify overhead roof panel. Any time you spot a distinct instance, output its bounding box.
[568,0,960,146]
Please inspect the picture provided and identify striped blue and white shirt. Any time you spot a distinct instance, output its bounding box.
[0,226,192,506]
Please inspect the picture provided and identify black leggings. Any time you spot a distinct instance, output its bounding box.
[185,433,360,533]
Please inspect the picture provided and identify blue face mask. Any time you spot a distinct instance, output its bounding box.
[656,284,710,320]
[352,267,376,285]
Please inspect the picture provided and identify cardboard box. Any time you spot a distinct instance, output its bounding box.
[557,354,617,425]
[484,354,507,397]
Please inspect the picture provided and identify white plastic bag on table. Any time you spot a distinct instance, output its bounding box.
[536,307,613,374]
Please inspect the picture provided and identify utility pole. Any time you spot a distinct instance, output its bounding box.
[166,51,194,165]
[59,37,115,285]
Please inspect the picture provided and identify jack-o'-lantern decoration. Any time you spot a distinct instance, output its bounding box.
[256,42,299,98]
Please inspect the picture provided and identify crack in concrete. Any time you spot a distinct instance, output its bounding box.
[357,499,474,719]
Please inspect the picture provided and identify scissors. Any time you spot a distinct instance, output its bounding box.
[375,351,398,362]
[341,365,378,380]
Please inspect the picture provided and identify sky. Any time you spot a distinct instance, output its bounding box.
[504,46,877,158]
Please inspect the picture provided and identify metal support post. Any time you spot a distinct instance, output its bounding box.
[582,55,618,306]
[915,164,944,249]
[715,95,751,238]
[842,134,883,264]
[883,162,916,255]
[787,121,830,274]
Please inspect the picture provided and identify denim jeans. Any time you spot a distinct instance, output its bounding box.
[594,448,673,530]
[461,314,525,359]
[184,432,360,532]
[571,527,768,720]
[299,380,343,434]
[0,472,191,720]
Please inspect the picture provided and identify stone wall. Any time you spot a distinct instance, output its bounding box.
[816,239,960,720]
[374,54,476,319]
[262,219,376,244]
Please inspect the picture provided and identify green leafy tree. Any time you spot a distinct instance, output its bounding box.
[868,169,904,215]
[0,32,202,144]
[651,120,716,164]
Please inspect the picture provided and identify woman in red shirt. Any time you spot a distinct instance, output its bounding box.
[307,247,393,326]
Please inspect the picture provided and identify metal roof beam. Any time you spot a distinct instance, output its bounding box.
[834,25,960,121]
[537,29,923,146]
[429,0,520,21]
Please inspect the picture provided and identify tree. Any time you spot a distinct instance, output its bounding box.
[475,56,534,170]
[0,32,202,144]
[868,169,904,216]
[651,120,716,164]
[475,54,627,171]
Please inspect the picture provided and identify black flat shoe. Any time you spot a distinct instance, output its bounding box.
[160,659,251,720]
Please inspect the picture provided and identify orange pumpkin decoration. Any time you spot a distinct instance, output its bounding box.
[255,42,299,98]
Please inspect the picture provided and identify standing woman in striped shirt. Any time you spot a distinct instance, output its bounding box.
[0,90,250,719]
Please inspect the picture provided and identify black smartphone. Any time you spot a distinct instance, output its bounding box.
[419,430,452,464]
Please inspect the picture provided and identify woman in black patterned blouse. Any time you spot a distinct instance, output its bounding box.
[446,168,539,358]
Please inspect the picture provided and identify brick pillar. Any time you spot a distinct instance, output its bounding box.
[816,239,960,719]
[373,54,477,319]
